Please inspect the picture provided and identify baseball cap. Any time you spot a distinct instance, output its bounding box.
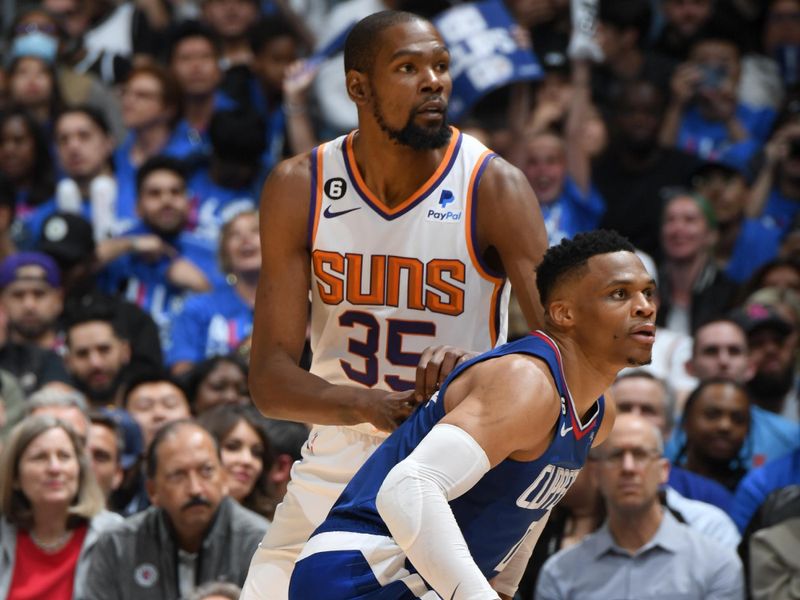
[692,142,760,184]
[100,408,144,470]
[36,213,96,270]
[0,251,61,288]
[730,303,794,337]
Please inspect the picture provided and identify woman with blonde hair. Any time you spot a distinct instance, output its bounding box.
[168,209,260,374]
[0,415,122,599]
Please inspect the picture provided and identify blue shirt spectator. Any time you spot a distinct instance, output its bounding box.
[167,210,259,371]
[730,448,800,533]
[540,175,605,247]
[167,284,253,367]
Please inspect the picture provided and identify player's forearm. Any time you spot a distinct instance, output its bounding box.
[248,352,374,426]
[376,425,497,599]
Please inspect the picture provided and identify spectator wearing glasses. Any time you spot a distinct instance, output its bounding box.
[536,414,744,600]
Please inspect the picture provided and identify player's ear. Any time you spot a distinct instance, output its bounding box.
[346,70,369,105]
[548,299,574,329]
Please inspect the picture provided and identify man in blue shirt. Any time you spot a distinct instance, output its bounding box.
[186,110,265,243]
[692,155,781,283]
[167,21,238,167]
[27,106,122,243]
[669,317,800,469]
[98,157,222,350]
[520,59,604,247]
[536,414,744,600]
[289,230,653,600]
[660,19,775,162]
[749,115,800,235]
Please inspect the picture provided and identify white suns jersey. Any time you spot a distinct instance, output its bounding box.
[308,128,510,418]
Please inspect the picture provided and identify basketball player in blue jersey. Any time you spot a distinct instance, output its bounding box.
[242,11,548,599]
[288,230,656,600]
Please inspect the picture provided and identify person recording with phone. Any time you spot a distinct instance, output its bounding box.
[660,18,777,161]
[745,98,800,236]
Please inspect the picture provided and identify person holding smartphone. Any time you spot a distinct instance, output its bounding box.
[660,18,777,161]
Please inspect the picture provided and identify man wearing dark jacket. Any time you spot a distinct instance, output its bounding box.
[85,420,269,599]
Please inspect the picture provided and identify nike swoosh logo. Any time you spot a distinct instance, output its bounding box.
[450,583,460,600]
[323,205,361,218]
[560,422,573,437]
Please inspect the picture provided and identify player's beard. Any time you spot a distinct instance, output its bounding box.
[626,355,652,367]
[371,93,452,150]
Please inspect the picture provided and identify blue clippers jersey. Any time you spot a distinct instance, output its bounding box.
[316,330,604,580]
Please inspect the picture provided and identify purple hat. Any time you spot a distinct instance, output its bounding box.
[0,252,61,288]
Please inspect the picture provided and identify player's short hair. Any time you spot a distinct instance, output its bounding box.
[344,10,426,74]
[536,230,635,306]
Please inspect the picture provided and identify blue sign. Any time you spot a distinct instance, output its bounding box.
[434,0,543,122]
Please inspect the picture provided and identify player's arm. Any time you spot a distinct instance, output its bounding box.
[477,157,548,331]
[249,156,416,431]
[375,355,560,599]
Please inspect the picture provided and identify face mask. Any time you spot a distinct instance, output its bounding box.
[10,31,58,65]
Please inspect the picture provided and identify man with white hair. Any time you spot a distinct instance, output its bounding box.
[536,414,744,600]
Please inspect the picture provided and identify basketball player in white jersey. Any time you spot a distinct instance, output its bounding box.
[241,11,548,599]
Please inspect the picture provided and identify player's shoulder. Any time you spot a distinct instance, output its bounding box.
[266,152,314,189]
[474,152,537,213]
[469,352,561,413]
[260,152,315,218]
[480,153,528,188]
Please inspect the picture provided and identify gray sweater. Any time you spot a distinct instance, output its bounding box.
[81,497,269,600]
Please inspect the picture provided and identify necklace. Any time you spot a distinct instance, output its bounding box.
[29,529,73,552]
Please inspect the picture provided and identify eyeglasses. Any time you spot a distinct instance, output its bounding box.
[597,447,661,468]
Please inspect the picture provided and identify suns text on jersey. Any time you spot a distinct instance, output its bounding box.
[312,250,466,316]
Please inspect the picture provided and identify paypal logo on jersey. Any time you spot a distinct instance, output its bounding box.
[427,189,462,223]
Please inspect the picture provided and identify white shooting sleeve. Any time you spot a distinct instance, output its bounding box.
[375,424,497,600]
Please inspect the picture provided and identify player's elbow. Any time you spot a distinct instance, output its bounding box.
[376,461,424,548]
[247,360,285,417]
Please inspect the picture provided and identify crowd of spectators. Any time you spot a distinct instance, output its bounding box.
[0,0,798,598]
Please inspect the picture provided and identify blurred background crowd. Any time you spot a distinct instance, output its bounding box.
[0,0,799,598]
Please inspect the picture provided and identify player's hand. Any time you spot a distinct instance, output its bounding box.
[362,389,421,433]
[415,345,478,402]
